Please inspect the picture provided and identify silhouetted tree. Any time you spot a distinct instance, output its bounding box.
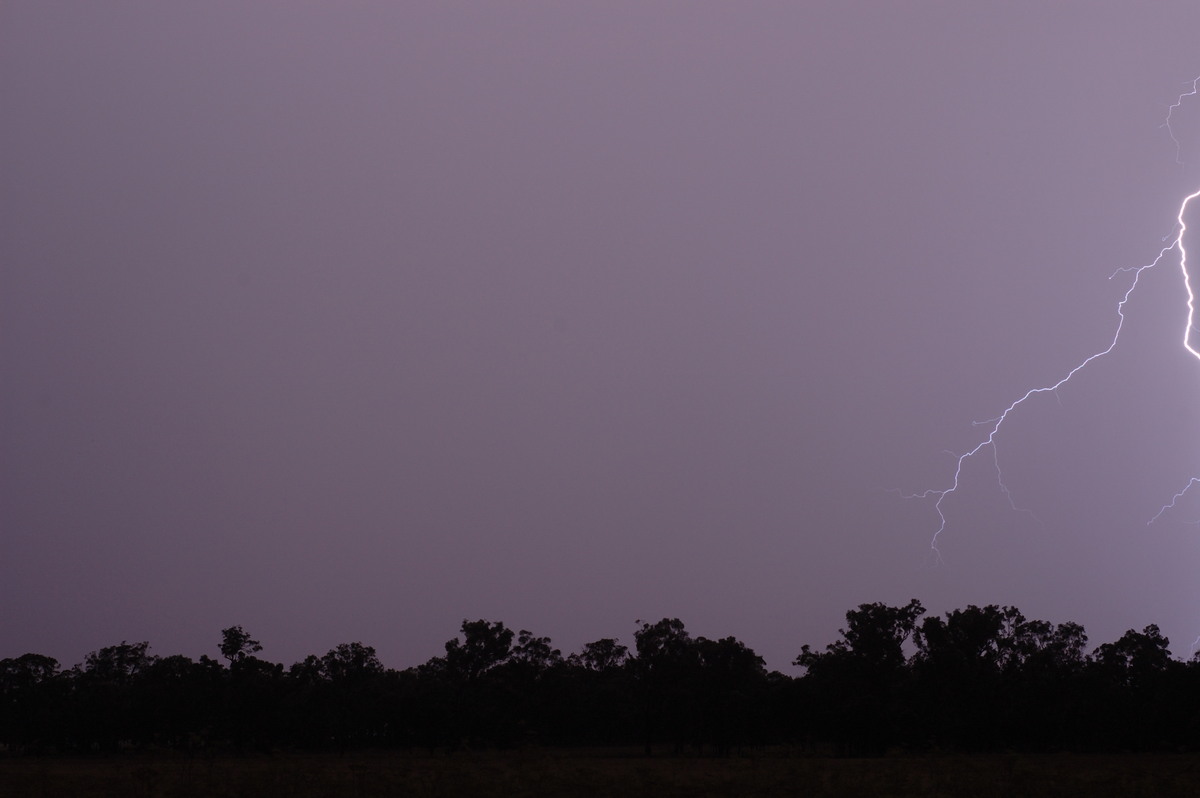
[1086,624,1182,749]
[1092,624,1173,688]
[320,642,384,681]
[509,630,563,674]
[633,618,699,755]
[289,643,389,750]
[137,654,224,749]
[442,620,515,681]
[0,653,63,752]
[219,626,262,665]
[795,600,925,755]
[568,638,629,672]
[225,654,285,751]
[421,620,520,746]
[82,641,155,683]
[558,638,635,745]
[1005,618,1088,675]
[1002,616,1089,749]
[911,605,1022,748]
[693,636,767,755]
[71,641,158,751]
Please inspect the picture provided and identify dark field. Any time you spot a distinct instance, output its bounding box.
[4,749,1200,798]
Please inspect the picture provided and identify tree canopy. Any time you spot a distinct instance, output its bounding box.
[3,603,1199,756]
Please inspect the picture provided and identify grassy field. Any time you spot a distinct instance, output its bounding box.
[3,748,1199,797]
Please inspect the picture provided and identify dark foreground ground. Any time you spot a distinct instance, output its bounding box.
[4,749,1200,798]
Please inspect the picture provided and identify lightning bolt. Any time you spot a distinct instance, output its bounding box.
[909,78,1200,560]
[1163,76,1200,165]
[1150,478,1200,526]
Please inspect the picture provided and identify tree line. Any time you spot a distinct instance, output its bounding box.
[3,601,1200,756]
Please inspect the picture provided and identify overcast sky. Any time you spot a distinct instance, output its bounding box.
[5,2,1200,671]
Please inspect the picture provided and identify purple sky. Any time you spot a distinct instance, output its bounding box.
[5,2,1200,672]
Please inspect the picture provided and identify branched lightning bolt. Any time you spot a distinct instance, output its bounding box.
[1150,78,1200,525]
[908,78,1200,560]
